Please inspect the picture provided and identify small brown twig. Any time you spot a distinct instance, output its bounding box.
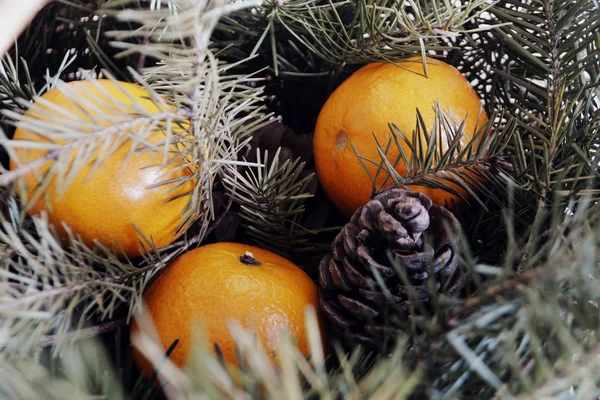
[445,266,547,326]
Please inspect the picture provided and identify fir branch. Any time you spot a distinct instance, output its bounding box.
[488,0,600,196]
[0,50,77,109]
[1,106,191,188]
[222,146,316,259]
[444,266,547,327]
[482,0,600,266]
[40,317,127,347]
[103,0,273,240]
[130,305,421,399]
[356,105,520,210]
[409,196,600,398]
[516,343,600,399]
[2,306,418,400]
[0,0,272,358]
[217,0,500,75]
[0,210,165,357]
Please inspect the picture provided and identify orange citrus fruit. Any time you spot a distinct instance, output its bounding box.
[9,80,195,257]
[131,242,322,376]
[313,56,489,217]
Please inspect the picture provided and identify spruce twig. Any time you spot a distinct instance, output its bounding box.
[358,106,520,210]
[486,0,600,269]
[217,0,500,74]
[223,146,315,259]
[0,0,599,399]
[0,0,271,358]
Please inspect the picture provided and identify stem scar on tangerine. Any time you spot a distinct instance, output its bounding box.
[131,242,326,376]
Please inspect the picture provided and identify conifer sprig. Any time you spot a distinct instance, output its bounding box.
[0,0,271,357]
[422,197,600,398]
[486,0,600,201]
[222,146,315,259]
[0,0,599,399]
[216,0,500,75]
[483,0,600,266]
[0,50,77,110]
[104,0,273,239]
[0,207,162,358]
[356,105,519,210]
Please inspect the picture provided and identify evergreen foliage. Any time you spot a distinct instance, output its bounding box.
[0,0,599,399]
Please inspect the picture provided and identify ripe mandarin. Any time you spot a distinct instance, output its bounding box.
[313,56,489,217]
[9,80,195,256]
[131,242,323,375]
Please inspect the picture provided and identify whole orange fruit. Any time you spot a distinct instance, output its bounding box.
[313,56,489,217]
[131,242,322,376]
[9,80,195,257]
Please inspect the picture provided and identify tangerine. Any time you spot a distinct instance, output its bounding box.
[131,242,322,375]
[9,80,195,257]
[313,56,489,217]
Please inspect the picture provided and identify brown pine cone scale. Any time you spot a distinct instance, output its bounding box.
[318,188,465,349]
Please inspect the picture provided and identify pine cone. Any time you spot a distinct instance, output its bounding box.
[318,188,465,349]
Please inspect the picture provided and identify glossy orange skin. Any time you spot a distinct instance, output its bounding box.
[314,56,489,217]
[131,242,322,376]
[9,80,195,257]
